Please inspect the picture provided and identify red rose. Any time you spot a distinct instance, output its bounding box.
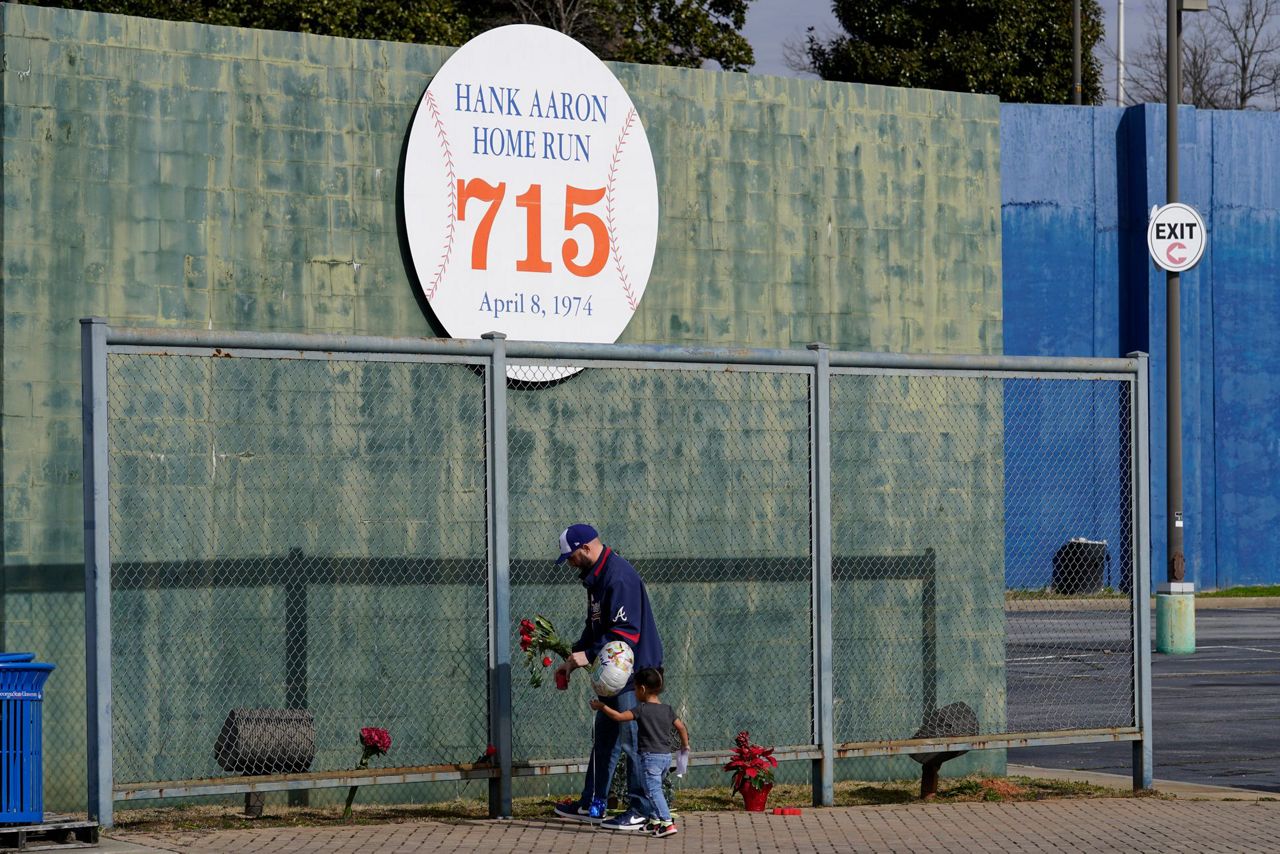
[542,656,552,666]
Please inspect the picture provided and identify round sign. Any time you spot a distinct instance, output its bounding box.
[401,25,659,374]
[1147,203,1206,273]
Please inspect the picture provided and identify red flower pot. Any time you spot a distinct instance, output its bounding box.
[740,783,772,812]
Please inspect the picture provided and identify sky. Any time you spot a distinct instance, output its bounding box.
[741,0,1158,107]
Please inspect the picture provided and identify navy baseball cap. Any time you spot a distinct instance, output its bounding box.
[556,524,598,564]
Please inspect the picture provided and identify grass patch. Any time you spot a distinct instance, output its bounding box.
[1200,585,1280,598]
[107,775,1129,836]
[1007,584,1280,600]
[1005,588,1125,601]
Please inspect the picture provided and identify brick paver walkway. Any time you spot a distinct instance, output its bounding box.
[109,798,1280,853]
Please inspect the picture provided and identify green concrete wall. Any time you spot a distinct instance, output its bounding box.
[0,5,1003,809]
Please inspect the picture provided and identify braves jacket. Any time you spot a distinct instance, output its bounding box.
[572,546,663,674]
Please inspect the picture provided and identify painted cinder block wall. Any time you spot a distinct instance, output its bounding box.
[1001,102,1280,591]
[0,5,1005,809]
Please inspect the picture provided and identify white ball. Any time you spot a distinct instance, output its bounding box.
[590,641,635,697]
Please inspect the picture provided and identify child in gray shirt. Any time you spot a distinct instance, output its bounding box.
[590,667,690,837]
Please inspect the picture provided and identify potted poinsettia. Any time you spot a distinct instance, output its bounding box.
[723,730,777,811]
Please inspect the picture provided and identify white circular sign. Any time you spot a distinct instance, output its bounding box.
[1147,203,1206,273]
[402,25,659,373]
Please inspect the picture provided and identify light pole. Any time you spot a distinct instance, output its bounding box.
[1073,0,1082,104]
[1118,0,1126,105]
[1156,0,1206,655]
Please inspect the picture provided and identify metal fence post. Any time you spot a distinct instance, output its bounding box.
[1129,351,1153,789]
[807,343,834,806]
[80,317,113,827]
[483,332,513,817]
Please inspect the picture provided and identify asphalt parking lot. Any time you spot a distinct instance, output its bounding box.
[1017,606,1280,793]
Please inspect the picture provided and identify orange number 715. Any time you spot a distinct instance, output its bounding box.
[456,179,609,278]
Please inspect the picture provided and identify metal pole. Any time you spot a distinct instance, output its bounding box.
[1166,0,1185,585]
[807,342,834,807]
[482,332,513,818]
[80,318,114,828]
[1074,0,1083,104]
[1129,353,1154,789]
[1118,0,1127,104]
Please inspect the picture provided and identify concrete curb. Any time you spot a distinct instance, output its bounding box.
[1007,764,1278,800]
[99,838,178,854]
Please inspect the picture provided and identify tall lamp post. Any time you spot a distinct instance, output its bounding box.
[1073,0,1082,104]
[1157,0,1206,655]
[1118,0,1126,105]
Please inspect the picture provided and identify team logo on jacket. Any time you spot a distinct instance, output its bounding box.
[613,606,627,623]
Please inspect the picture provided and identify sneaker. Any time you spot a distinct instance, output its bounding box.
[554,800,603,823]
[652,820,679,838]
[599,809,648,831]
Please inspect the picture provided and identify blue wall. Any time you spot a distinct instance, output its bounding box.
[1002,103,1280,590]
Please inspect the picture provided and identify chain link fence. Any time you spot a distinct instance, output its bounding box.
[830,371,1135,748]
[507,361,814,763]
[105,351,490,785]
[81,324,1150,823]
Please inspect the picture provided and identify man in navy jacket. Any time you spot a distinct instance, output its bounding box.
[552,523,663,831]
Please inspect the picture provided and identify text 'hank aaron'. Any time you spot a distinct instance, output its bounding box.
[454,84,608,123]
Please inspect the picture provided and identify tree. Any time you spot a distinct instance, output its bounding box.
[1125,0,1280,109]
[33,0,755,71]
[463,0,754,70]
[32,1,474,45]
[796,0,1106,105]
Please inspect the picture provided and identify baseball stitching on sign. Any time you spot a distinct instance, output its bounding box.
[423,90,456,300]
[606,107,639,312]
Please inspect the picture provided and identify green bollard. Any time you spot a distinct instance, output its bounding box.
[1155,583,1196,654]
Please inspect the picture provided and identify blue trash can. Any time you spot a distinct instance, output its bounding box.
[0,657,56,824]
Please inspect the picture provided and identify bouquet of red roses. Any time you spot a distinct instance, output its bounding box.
[519,615,573,687]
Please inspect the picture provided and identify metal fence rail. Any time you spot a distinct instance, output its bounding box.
[80,319,1152,826]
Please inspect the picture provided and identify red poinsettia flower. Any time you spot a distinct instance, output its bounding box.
[724,730,775,794]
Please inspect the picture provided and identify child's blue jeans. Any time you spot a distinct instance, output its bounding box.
[640,751,672,821]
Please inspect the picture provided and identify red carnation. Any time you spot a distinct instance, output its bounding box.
[345,726,391,820]
[359,727,391,756]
